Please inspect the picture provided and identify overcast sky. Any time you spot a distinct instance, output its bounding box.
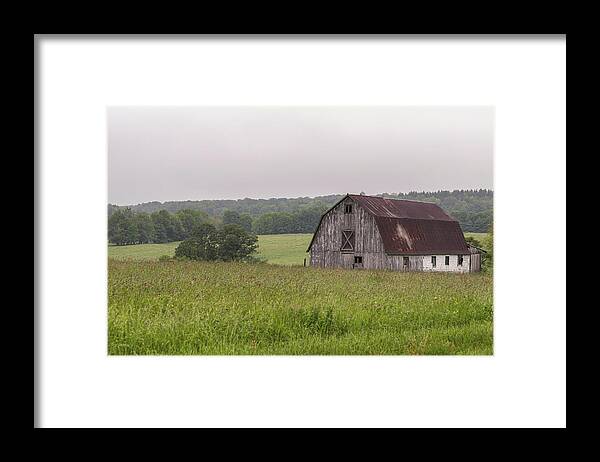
[108,106,493,205]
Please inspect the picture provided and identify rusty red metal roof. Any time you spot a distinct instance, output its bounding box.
[307,194,470,254]
[374,217,469,255]
[348,194,454,220]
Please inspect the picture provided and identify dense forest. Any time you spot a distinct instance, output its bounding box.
[108,189,493,244]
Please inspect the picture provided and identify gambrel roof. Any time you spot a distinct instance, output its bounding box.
[348,194,455,221]
[307,194,470,255]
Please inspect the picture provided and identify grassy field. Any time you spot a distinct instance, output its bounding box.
[108,234,314,265]
[108,241,181,260]
[108,232,490,265]
[109,259,493,355]
[108,232,492,355]
[252,233,311,265]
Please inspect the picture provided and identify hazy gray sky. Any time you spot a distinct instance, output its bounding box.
[108,106,493,205]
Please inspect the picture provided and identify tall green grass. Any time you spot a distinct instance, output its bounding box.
[108,260,493,355]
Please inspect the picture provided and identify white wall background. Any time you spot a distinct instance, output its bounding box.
[36,36,566,428]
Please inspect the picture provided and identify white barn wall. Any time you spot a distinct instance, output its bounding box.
[422,254,471,273]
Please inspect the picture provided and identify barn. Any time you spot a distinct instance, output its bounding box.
[307,194,485,272]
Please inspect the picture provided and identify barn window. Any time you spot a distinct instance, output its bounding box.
[354,256,363,264]
[344,204,353,214]
[458,255,464,266]
[403,256,409,267]
[341,230,354,251]
[445,256,450,266]
[431,256,436,267]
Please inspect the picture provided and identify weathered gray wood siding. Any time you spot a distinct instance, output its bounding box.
[470,253,481,272]
[309,197,359,269]
[386,255,424,271]
[310,197,415,271]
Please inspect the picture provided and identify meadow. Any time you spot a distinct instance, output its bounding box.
[108,232,492,355]
[108,232,489,265]
[109,264,492,356]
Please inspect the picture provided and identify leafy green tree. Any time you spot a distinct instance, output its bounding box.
[292,205,327,233]
[108,208,136,245]
[238,214,253,233]
[151,210,184,243]
[124,217,138,244]
[133,212,155,244]
[170,214,185,241]
[217,224,258,261]
[251,206,326,234]
[107,204,120,218]
[174,223,258,262]
[222,210,240,225]
[222,210,253,233]
[176,209,209,238]
[485,225,493,257]
[252,212,294,234]
[150,211,169,243]
[482,224,494,272]
[174,223,220,261]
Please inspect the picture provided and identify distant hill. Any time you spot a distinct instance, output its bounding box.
[109,189,493,233]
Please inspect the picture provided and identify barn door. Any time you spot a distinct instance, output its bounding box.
[341,230,355,252]
[341,230,356,269]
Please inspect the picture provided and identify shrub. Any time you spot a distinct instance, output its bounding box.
[174,223,258,262]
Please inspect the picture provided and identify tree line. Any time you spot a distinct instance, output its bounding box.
[108,209,214,245]
[108,189,494,242]
[108,205,329,245]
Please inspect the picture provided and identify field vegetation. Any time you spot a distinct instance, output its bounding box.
[109,260,493,355]
[108,232,493,355]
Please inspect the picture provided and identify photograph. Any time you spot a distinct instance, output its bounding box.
[107,106,494,355]
[36,35,565,429]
